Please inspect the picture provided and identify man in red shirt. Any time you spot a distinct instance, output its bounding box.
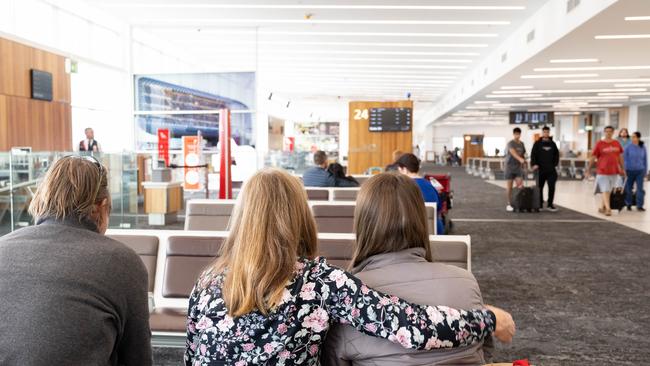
[587,126,626,216]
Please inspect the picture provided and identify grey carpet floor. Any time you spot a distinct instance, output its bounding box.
[154,166,650,365]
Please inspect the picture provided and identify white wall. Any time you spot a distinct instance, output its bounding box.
[0,0,210,153]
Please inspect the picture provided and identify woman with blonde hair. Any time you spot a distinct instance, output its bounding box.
[185,168,514,365]
[324,173,495,365]
[0,156,152,365]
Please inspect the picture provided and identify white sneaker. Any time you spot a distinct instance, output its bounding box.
[547,205,559,212]
[506,205,514,212]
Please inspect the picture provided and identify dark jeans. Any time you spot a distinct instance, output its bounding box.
[625,170,646,208]
[538,170,558,207]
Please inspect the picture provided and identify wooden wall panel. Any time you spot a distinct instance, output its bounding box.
[348,100,413,174]
[0,37,71,151]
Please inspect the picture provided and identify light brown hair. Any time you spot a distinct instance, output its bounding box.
[352,172,431,267]
[205,168,318,316]
[392,150,403,161]
[28,156,109,223]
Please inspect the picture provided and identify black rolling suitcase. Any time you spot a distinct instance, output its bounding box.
[511,172,542,212]
[610,187,626,211]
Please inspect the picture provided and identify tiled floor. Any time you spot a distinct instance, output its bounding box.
[487,178,650,234]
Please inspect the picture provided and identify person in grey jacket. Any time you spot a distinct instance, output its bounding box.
[323,172,493,366]
[0,156,152,366]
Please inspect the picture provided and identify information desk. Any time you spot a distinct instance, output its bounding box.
[142,181,183,226]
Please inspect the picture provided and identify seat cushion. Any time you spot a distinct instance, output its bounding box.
[431,241,467,269]
[332,190,358,201]
[163,236,225,298]
[186,202,234,216]
[306,189,329,201]
[149,308,187,332]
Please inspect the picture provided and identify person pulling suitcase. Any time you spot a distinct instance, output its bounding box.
[530,126,560,212]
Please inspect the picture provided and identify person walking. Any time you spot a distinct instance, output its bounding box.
[531,126,560,212]
[587,126,626,216]
[79,127,101,152]
[618,128,631,149]
[505,127,527,212]
[623,132,647,211]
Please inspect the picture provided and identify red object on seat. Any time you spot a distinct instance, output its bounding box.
[513,360,530,366]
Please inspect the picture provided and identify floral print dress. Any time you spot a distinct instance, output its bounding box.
[185,257,495,366]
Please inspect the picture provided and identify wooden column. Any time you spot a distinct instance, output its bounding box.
[348,100,413,174]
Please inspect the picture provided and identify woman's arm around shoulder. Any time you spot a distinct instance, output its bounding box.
[310,259,512,350]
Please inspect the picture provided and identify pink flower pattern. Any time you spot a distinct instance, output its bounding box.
[184,257,495,365]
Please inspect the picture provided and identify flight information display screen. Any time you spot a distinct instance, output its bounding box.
[369,107,412,132]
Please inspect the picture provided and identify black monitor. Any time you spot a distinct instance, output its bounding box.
[509,111,554,126]
[369,107,412,132]
[30,69,53,101]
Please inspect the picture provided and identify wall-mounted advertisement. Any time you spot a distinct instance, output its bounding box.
[133,72,255,151]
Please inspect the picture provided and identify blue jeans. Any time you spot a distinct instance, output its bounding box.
[625,170,646,208]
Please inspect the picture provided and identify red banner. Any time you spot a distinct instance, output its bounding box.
[157,128,169,166]
[183,135,201,190]
[219,109,232,199]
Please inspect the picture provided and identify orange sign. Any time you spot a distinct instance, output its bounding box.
[182,136,200,190]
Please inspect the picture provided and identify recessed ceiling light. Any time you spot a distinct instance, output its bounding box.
[597,92,650,96]
[549,58,599,63]
[521,73,599,79]
[486,94,544,98]
[105,3,526,10]
[624,16,650,21]
[614,83,650,88]
[595,34,650,39]
[521,96,629,101]
[564,78,650,83]
[500,86,534,90]
[534,65,650,72]
[136,18,511,26]
[491,88,646,94]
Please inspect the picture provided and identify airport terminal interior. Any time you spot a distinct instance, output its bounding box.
[1,0,649,365]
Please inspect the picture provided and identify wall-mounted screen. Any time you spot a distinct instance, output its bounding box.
[369,107,412,132]
[509,111,554,126]
[30,69,53,101]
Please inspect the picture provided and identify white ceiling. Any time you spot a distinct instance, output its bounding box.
[438,0,650,125]
[83,0,549,104]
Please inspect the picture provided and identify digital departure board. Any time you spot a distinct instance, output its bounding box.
[369,107,412,132]
[509,111,554,126]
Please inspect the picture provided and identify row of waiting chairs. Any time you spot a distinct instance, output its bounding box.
[184,199,438,235]
[106,229,471,347]
[466,157,590,180]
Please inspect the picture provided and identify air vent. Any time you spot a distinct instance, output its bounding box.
[501,52,508,62]
[527,30,536,43]
[567,0,581,13]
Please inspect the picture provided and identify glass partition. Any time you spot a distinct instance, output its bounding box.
[0,151,142,236]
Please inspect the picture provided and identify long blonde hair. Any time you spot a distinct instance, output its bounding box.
[206,168,318,316]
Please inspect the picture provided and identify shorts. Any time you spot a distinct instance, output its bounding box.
[595,174,621,193]
[505,167,524,180]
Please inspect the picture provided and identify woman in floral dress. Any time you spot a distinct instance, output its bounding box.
[185,169,514,366]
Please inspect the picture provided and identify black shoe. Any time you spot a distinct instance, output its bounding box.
[627,205,632,211]
[639,207,646,212]
[547,205,558,212]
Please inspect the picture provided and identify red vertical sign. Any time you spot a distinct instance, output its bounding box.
[157,128,169,166]
[183,136,201,190]
[219,109,232,199]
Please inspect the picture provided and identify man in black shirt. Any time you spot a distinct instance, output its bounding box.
[79,127,101,152]
[531,126,560,212]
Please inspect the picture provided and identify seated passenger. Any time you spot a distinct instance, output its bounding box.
[397,153,445,234]
[303,150,336,187]
[328,162,360,187]
[0,156,152,365]
[323,173,490,365]
[384,149,404,171]
[185,168,514,365]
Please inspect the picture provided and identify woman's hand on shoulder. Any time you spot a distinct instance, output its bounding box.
[485,305,515,344]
